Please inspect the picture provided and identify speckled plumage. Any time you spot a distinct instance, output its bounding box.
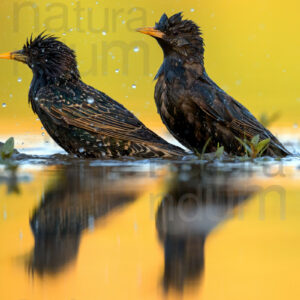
[139,13,291,157]
[3,33,186,159]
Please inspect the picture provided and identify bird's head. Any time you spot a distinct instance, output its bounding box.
[0,32,80,80]
[137,12,204,62]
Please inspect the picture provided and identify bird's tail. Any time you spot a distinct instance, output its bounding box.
[266,144,291,157]
[151,143,187,158]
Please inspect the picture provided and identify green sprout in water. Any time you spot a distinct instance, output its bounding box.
[215,143,224,159]
[0,137,18,171]
[236,135,270,159]
[0,137,20,194]
[200,137,211,160]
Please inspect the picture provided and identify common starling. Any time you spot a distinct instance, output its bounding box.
[0,33,186,159]
[138,13,291,157]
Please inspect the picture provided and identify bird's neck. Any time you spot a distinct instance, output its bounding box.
[155,53,206,81]
[29,70,80,114]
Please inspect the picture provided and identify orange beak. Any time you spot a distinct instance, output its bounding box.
[0,52,14,60]
[0,50,28,63]
[136,27,165,39]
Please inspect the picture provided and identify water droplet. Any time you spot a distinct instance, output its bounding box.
[115,69,120,73]
[2,103,6,108]
[122,20,126,24]
[133,46,140,52]
[3,210,7,220]
[79,147,85,153]
[41,132,45,136]
[41,127,44,130]
[102,31,107,36]
[34,97,39,101]
[132,84,136,89]
[17,78,22,82]
[19,231,23,240]
[9,94,13,98]
[88,215,95,231]
[80,17,84,20]
[293,123,298,129]
[98,142,103,147]
[87,97,94,104]
[96,1,99,4]
[190,8,195,12]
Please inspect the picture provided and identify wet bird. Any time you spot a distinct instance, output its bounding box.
[138,13,290,157]
[0,33,186,159]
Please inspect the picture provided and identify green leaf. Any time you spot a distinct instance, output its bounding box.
[251,135,260,147]
[235,137,252,156]
[201,137,211,160]
[0,137,15,159]
[215,146,224,159]
[257,138,270,154]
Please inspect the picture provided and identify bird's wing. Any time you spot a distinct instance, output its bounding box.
[35,84,172,148]
[190,81,286,148]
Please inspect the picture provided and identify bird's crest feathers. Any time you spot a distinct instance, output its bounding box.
[156,12,202,37]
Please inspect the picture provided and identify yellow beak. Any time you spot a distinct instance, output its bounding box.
[136,27,165,39]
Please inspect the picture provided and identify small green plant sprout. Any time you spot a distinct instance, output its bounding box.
[215,143,224,159]
[200,137,211,160]
[259,112,280,128]
[0,137,15,160]
[0,137,18,171]
[236,135,271,159]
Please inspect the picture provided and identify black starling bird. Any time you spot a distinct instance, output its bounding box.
[138,13,291,157]
[0,33,186,159]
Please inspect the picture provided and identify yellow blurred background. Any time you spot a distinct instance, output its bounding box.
[0,0,299,136]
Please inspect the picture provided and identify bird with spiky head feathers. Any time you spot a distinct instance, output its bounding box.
[0,33,186,159]
[138,12,291,157]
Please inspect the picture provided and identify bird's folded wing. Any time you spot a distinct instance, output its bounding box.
[190,83,281,144]
[37,97,167,147]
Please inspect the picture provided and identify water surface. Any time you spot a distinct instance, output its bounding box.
[0,141,300,300]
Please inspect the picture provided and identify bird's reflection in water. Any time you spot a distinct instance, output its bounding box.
[156,165,255,292]
[28,163,155,276]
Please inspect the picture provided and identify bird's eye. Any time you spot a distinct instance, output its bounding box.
[31,49,38,56]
